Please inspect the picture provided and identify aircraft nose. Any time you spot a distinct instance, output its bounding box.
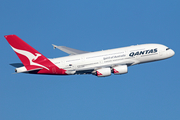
[172,49,175,56]
[169,49,175,57]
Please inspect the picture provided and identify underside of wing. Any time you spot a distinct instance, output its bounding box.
[52,44,89,55]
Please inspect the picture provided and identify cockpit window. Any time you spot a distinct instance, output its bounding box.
[166,48,170,50]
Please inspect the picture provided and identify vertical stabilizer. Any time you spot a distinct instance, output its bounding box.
[5,35,68,75]
[4,35,49,70]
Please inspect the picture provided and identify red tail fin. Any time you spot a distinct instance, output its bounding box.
[5,35,67,75]
[4,35,49,69]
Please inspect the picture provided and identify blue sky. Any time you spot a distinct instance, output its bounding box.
[1,0,180,120]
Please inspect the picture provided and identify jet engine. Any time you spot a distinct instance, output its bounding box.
[113,65,128,75]
[95,68,111,77]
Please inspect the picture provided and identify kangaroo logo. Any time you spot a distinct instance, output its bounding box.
[32,53,41,61]
[11,46,49,70]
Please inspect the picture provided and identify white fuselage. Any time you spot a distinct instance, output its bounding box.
[5,35,175,76]
[49,44,174,75]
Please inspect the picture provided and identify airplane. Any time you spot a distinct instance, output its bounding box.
[5,35,175,77]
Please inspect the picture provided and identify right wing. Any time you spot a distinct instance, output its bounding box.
[52,44,89,55]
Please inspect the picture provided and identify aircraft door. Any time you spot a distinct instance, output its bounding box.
[68,63,76,70]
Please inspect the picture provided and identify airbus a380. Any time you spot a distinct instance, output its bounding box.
[5,35,175,77]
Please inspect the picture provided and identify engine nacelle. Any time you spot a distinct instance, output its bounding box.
[113,65,128,75]
[96,68,111,77]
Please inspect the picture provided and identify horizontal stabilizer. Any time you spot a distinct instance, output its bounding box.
[52,44,89,55]
[10,63,24,68]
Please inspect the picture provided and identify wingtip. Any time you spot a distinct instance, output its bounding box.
[52,44,57,49]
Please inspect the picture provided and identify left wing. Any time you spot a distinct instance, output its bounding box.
[52,44,89,55]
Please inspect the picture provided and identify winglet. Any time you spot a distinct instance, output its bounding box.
[52,44,57,49]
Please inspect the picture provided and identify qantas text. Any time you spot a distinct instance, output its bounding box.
[129,48,158,57]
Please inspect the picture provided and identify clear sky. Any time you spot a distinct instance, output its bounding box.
[1,0,180,120]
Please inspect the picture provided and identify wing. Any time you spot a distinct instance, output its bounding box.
[52,44,89,55]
